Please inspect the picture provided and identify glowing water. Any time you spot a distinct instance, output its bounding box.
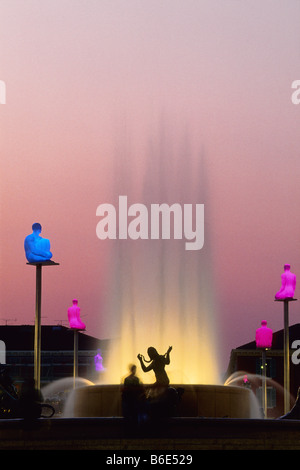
[41,377,94,398]
[41,377,94,416]
[224,371,292,418]
[99,126,221,385]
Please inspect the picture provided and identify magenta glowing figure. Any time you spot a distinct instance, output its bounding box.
[275,264,296,300]
[255,320,273,349]
[67,299,86,330]
[24,223,52,263]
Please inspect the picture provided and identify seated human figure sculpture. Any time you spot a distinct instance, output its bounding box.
[275,264,296,300]
[279,387,300,420]
[255,320,273,349]
[68,299,86,330]
[24,223,53,263]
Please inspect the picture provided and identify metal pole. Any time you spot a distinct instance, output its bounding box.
[34,264,42,390]
[284,299,290,414]
[73,329,78,388]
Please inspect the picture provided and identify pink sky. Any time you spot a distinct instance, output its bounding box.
[1,0,300,377]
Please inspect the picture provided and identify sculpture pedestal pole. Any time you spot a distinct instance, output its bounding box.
[27,261,59,390]
[70,328,85,388]
[275,298,297,414]
[74,329,78,388]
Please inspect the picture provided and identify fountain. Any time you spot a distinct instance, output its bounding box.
[97,126,220,386]
[65,126,258,420]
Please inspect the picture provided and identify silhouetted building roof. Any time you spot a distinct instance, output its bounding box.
[0,325,108,351]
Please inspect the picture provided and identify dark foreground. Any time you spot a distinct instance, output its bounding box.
[0,416,300,450]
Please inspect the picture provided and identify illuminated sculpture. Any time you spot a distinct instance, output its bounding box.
[255,320,273,349]
[243,375,251,388]
[24,223,52,263]
[68,299,86,330]
[256,320,273,418]
[275,264,296,300]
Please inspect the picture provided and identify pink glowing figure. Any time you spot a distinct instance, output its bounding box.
[255,320,273,349]
[275,264,296,300]
[67,299,86,330]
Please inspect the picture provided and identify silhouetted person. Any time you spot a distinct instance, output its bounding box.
[124,364,140,387]
[275,264,296,300]
[24,223,52,263]
[137,346,172,387]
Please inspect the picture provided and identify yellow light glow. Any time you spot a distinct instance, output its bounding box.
[101,302,221,386]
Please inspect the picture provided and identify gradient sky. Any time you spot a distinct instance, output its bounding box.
[1,0,300,376]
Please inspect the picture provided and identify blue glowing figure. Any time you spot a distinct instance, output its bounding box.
[24,223,53,263]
